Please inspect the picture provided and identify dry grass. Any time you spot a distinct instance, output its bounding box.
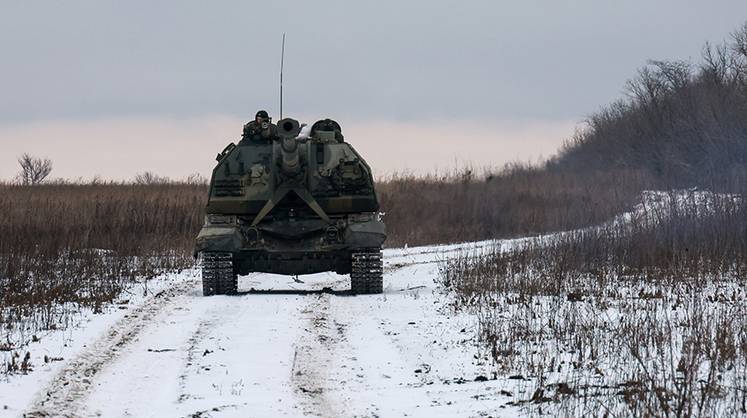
[0,182,205,364]
[378,165,655,247]
[440,190,747,415]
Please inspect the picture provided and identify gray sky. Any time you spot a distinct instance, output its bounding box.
[2,1,746,179]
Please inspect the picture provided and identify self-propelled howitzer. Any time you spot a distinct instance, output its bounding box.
[195,117,386,296]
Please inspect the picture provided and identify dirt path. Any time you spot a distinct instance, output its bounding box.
[21,243,517,417]
[25,279,199,417]
[291,293,340,416]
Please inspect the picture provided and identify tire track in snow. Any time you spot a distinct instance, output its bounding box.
[23,247,448,417]
[25,278,199,418]
[177,317,216,404]
[289,255,425,417]
[291,276,349,417]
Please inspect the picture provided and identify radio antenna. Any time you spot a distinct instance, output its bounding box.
[279,33,286,119]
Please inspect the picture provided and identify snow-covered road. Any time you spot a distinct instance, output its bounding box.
[11,242,527,417]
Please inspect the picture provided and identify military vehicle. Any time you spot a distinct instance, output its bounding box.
[195,117,386,296]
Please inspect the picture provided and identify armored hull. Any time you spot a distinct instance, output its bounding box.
[195,117,386,295]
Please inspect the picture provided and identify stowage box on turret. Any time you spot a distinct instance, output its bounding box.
[195,117,386,296]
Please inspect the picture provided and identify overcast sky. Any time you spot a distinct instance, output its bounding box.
[2,1,746,179]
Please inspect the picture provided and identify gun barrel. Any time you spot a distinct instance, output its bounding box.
[280,136,301,175]
[276,118,303,175]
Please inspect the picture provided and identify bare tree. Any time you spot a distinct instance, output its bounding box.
[731,22,747,59]
[134,171,170,185]
[729,22,747,85]
[701,42,729,86]
[16,154,53,185]
[648,59,692,91]
[185,173,208,185]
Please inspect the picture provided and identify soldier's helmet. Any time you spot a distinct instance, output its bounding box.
[256,110,270,120]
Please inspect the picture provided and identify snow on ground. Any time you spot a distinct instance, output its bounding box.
[5,190,738,417]
[2,242,528,417]
[0,271,200,416]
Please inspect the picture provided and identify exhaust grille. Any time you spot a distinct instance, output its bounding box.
[213,179,244,197]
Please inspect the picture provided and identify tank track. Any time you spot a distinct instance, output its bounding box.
[201,252,238,296]
[350,248,383,295]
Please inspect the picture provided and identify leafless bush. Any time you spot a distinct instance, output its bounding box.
[16,154,53,185]
[133,171,171,185]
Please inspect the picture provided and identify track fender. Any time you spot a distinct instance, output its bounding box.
[194,225,243,256]
[345,219,387,248]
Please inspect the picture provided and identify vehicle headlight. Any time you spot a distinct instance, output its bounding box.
[206,214,237,225]
[349,213,374,223]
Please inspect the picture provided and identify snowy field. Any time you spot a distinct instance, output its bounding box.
[3,190,745,417]
[3,240,533,417]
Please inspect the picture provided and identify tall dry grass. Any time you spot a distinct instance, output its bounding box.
[378,165,656,247]
[0,182,205,361]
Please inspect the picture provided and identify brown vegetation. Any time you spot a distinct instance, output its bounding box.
[378,166,655,247]
[440,189,747,415]
[0,182,205,355]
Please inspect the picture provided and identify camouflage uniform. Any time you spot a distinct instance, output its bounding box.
[241,121,278,143]
[239,110,278,144]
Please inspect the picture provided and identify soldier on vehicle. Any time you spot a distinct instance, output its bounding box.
[241,110,278,144]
